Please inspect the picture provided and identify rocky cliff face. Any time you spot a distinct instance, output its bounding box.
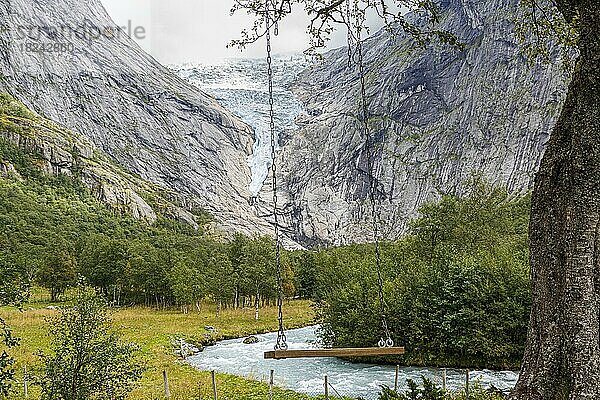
[0,0,270,236]
[259,0,569,246]
[0,93,203,226]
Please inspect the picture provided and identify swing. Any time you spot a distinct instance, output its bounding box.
[262,0,405,361]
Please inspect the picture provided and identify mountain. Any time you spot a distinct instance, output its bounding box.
[258,0,569,246]
[0,0,270,236]
[0,93,203,226]
[0,0,570,247]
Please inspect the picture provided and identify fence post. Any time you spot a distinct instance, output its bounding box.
[324,375,329,400]
[394,365,399,392]
[212,370,218,400]
[269,370,274,400]
[163,370,171,398]
[465,369,470,400]
[180,339,186,360]
[442,368,447,391]
[23,365,28,398]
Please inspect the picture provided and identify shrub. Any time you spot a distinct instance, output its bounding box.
[378,378,508,400]
[310,180,531,368]
[39,290,145,400]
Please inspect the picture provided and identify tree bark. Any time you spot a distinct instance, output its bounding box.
[255,290,260,321]
[512,4,600,399]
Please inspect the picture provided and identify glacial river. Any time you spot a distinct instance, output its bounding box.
[187,326,518,398]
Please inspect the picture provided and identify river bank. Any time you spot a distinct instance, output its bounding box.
[3,296,519,399]
[1,299,315,399]
[187,326,519,399]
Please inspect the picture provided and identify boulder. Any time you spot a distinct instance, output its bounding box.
[172,338,203,358]
[243,336,259,345]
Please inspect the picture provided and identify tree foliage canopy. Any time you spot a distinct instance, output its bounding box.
[230,0,461,55]
[40,290,145,400]
[0,137,294,310]
[304,181,531,368]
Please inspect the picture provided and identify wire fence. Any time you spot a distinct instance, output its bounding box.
[13,367,511,400]
[332,369,508,399]
[202,368,511,400]
[299,373,426,399]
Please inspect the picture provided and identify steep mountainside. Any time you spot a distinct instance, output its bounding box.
[0,93,201,227]
[0,0,269,235]
[259,0,569,246]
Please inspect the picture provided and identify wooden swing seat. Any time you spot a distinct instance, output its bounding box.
[264,347,405,360]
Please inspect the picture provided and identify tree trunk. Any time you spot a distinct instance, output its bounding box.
[255,290,260,321]
[512,5,600,399]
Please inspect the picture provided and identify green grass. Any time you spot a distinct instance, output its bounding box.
[1,296,318,400]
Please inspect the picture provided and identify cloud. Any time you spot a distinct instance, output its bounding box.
[101,0,323,64]
[99,0,395,64]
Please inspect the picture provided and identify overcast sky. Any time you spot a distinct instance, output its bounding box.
[99,0,346,64]
[99,0,393,65]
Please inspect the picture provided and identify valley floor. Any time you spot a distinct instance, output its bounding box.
[1,296,316,400]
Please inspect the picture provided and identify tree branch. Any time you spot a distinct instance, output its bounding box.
[554,0,578,23]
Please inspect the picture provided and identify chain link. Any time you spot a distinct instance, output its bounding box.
[346,0,353,67]
[354,9,393,349]
[266,0,288,352]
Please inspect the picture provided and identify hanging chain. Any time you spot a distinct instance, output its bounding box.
[353,7,393,349]
[266,0,288,352]
[345,0,354,67]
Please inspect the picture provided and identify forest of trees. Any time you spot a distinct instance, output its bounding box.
[0,136,293,313]
[302,183,531,368]
[0,130,533,369]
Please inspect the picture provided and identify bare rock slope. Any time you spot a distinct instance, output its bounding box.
[262,0,569,246]
[0,93,184,225]
[0,0,269,235]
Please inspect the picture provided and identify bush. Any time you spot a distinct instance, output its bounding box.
[307,180,531,368]
[39,290,145,400]
[378,378,507,400]
[0,319,19,397]
[0,252,28,396]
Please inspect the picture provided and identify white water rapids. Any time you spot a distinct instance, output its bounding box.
[187,326,518,398]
